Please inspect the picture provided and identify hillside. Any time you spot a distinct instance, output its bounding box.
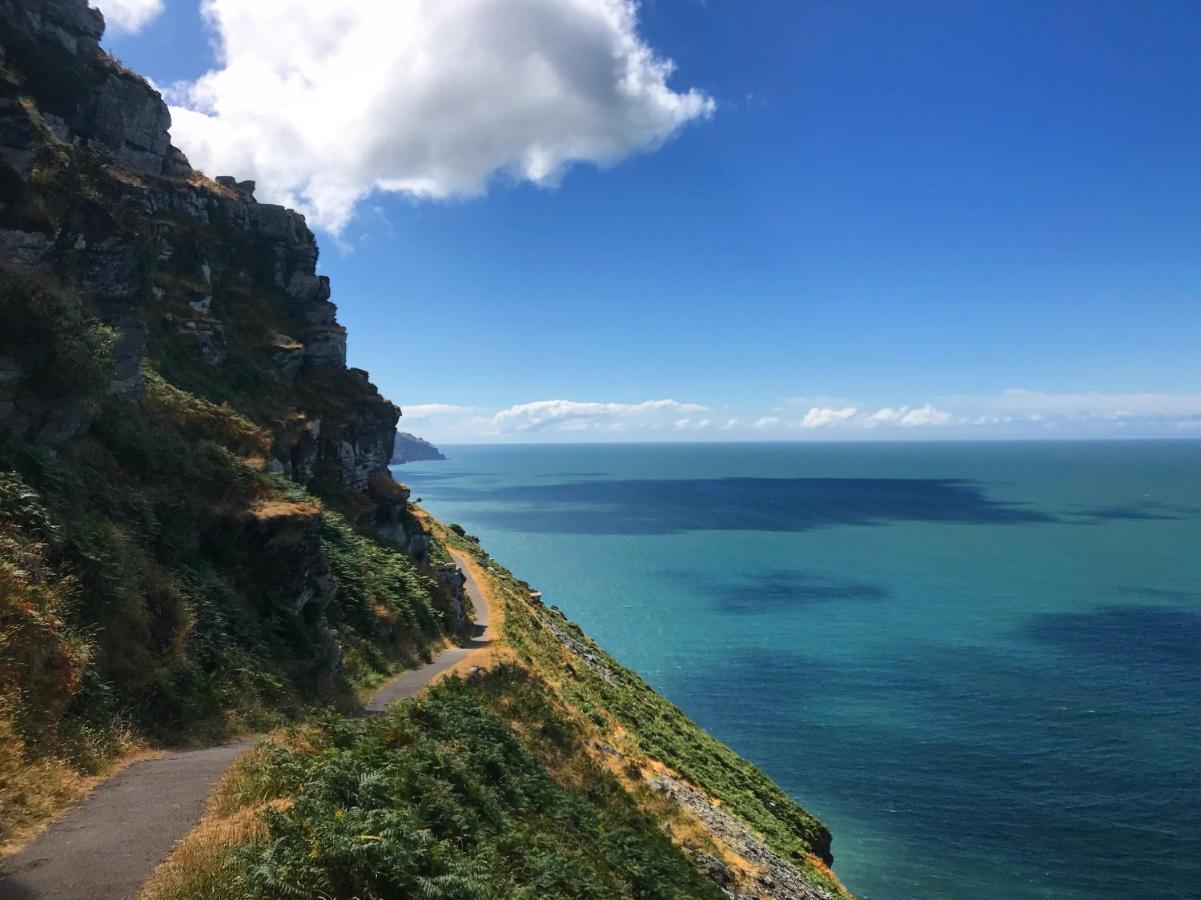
[392,430,446,464]
[0,2,847,897]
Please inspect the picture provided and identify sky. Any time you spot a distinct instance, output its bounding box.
[100,0,1200,442]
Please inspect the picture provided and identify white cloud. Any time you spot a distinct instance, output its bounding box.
[800,406,859,428]
[386,391,1201,443]
[93,0,164,33]
[963,389,1201,421]
[401,403,474,419]
[896,403,953,427]
[167,0,714,232]
[490,398,706,432]
[789,403,954,430]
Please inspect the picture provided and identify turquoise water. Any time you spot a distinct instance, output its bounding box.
[396,441,1201,899]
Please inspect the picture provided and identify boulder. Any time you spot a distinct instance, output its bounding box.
[0,98,40,178]
[177,319,227,366]
[90,71,172,176]
[0,229,53,267]
[1,0,104,58]
[303,325,347,370]
[268,332,305,379]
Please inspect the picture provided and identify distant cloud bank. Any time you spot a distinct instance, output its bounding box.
[396,390,1201,442]
[489,399,705,433]
[164,0,714,233]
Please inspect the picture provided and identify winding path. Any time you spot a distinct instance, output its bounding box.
[365,551,492,712]
[0,550,494,900]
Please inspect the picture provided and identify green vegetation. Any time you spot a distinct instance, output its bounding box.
[146,670,724,900]
[0,271,116,405]
[317,508,443,687]
[0,369,447,846]
[143,523,850,899]
[443,530,850,898]
[0,49,453,845]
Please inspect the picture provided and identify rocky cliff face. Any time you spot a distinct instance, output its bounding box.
[0,0,398,508]
[0,0,462,745]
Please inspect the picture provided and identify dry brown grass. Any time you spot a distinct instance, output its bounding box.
[0,741,86,855]
[139,748,294,900]
[431,546,513,685]
[248,498,320,521]
[186,170,237,198]
[0,726,153,857]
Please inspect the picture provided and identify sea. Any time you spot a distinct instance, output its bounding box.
[395,441,1201,900]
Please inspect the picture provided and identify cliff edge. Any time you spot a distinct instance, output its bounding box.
[0,4,848,897]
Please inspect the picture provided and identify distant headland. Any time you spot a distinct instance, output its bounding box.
[392,431,446,464]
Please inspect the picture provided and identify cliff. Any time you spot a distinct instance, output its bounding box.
[0,0,461,835]
[0,0,394,497]
[392,430,446,464]
[0,4,847,897]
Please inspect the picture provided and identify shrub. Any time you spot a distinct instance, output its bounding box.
[0,272,116,405]
[206,675,723,900]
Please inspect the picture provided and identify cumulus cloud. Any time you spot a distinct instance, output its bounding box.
[863,403,954,427]
[800,406,859,428]
[754,404,956,431]
[489,399,706,433]
[166,0,714,232]
[93,0,164,33]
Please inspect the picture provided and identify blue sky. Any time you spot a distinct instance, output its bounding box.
[102,0,1200,441]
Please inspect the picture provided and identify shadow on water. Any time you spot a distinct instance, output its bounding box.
[1072,500,1198,522]
[425,476,1056,535]
[667,567,891,613]
[1025,603,1201,679]
[668,603,1201,899]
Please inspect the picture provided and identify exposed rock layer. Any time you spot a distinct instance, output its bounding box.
[0,0,398,499]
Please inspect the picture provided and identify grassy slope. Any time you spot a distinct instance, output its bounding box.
[0,59,456,846]
[146,672,728,900]
[0,368,449,850]
[443,525,850,898]
[143,521,850,900]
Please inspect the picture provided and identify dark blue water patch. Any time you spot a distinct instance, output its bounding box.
[424,477,1057,535]
[667,567,890,613]
[1072,501,1197,522]
[662,615,1201,899]
[1025,604,1201,686]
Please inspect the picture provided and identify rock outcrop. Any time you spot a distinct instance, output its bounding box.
[648,773,835,900]
[0,0,400,504]
[1,0,174,175]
